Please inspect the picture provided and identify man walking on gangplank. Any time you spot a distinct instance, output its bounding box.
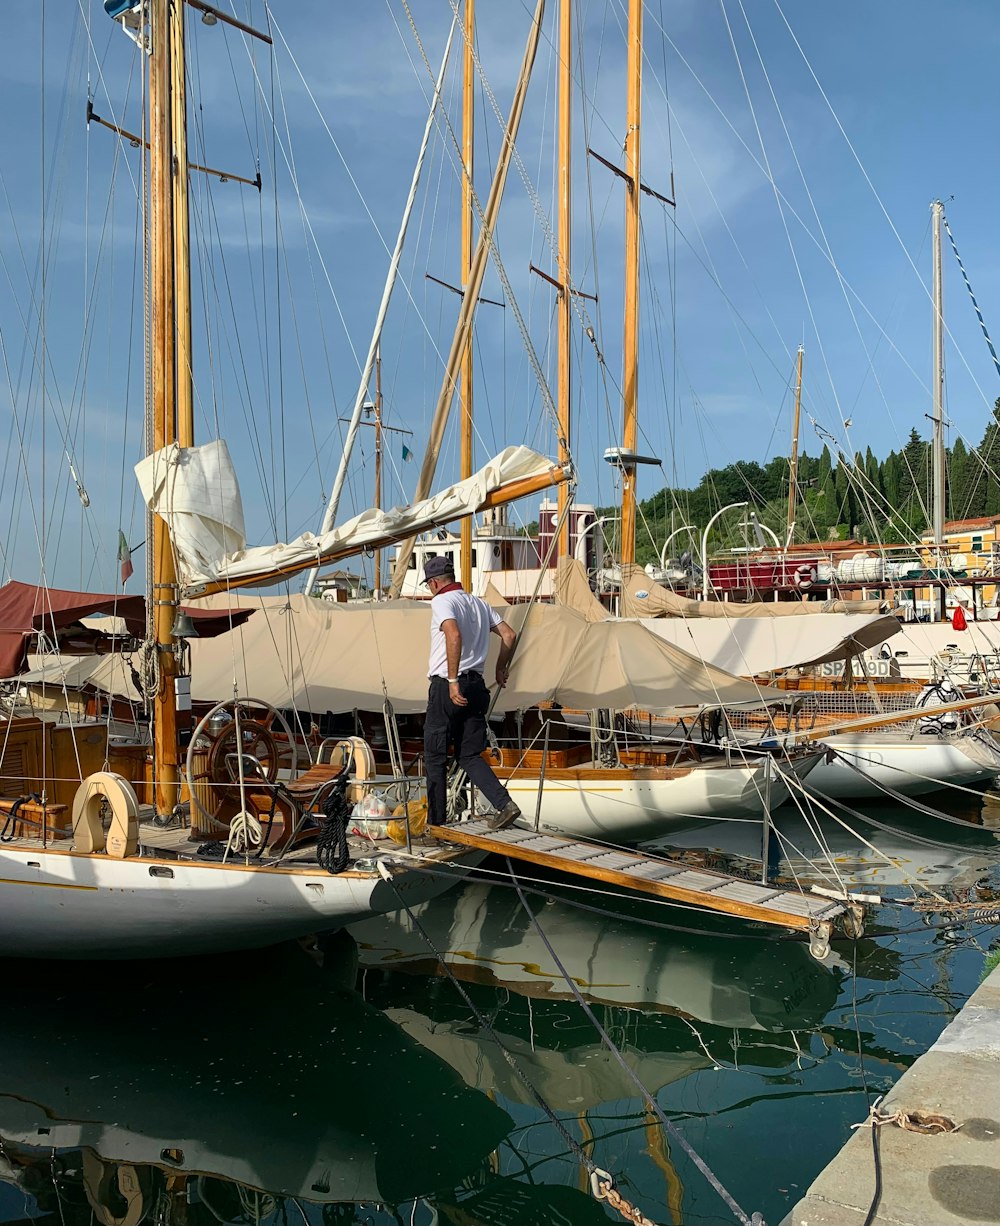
[423,554,521,830]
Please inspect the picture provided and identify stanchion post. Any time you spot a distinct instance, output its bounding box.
[534,721,550,832]
[761,755,772,885]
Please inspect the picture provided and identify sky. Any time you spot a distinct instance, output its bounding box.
[0,0,998,590]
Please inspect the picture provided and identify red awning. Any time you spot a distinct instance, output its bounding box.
[0,580,254,678]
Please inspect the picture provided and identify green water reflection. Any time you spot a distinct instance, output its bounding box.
[0,814,996,1226]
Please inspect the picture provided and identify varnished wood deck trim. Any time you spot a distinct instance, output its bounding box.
[430,820,843,932]
[498,763,696,781]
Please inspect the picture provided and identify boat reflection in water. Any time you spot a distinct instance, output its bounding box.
[0,943,512,1223]
[0,891,910,1226]
[352,878,844,1111]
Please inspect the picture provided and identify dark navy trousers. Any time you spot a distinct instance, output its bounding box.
[424,672,511,824]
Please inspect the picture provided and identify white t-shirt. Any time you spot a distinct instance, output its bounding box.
[428,587,501,678]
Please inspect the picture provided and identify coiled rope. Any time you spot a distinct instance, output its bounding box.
[0,794,41,843]
[317,781,350,875]
[224,810,263,861]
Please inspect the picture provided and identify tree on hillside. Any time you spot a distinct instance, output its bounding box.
[883,449,900,508]
[948,436,972,521]
[895,428,930,532]
[968,398,1000,518]
[864,446,882,503]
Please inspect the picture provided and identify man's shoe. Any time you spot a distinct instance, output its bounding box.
[488,801,521,831]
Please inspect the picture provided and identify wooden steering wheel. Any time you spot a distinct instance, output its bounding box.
[185,698,298,829]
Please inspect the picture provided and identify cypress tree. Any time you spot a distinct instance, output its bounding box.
[948,436,972,522]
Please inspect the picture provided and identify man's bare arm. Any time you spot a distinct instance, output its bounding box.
[492,620,517,688]
[442,619,468,706]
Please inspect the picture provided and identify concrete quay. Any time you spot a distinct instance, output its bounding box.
[784,960,1000,1225]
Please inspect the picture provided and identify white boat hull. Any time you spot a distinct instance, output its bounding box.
[0,845,481,959]
[496,752,823,843]
[806,730,1000,800]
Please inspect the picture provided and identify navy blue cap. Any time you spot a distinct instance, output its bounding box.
[423,555,455,583]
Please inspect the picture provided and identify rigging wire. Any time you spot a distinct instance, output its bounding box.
[504,861,767,1226]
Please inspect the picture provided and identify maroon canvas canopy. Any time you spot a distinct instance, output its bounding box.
[0,580,254,678]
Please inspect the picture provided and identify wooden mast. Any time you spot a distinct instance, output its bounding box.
[171,0,194,450]
[619,0,642,565]
[785,345,803,542]
[459,0,475,590]
[150,0,180,813]
[389,0,547,596]
[556,0,572,558]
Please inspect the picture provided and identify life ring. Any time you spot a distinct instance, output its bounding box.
[339,735,376,803]
[72,771,140,858]
[793,563,817,591]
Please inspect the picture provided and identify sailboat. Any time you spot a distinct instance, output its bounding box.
[440,0,827,837]
[0,0,571,958]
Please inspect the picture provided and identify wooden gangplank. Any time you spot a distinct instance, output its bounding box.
[431,820,845,934]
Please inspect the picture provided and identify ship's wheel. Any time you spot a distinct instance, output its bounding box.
[185,698,298,829]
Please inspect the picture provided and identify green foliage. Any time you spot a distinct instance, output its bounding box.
[981,948,1000,984]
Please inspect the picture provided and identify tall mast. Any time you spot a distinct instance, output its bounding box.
[150,0,181,812]
[619,0,642,565]
[302,20,457,596]
[459,0,475,590]
[785,345,803,542]
[374,344,383,594]
[389,0,547,596]
[171,0,193,449]
[556,0,572,558]
[931,199,945,552]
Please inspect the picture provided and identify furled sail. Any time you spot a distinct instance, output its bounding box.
[617,563,891,618]
[136,442,564,596]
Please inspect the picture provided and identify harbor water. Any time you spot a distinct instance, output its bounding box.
[0,804,997,1226]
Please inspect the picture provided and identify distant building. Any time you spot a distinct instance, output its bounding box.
[918,515,1000,573]
[392,500,598,600]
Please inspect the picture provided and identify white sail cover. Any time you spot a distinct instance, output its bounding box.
[136,442,554,594]
[182,594,785,714]
[554,558,901,672]
[618,562,891,617]
[641,615,901,674]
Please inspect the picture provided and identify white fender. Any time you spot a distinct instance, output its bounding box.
[72,771,140,858]
[345,735,376,781]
